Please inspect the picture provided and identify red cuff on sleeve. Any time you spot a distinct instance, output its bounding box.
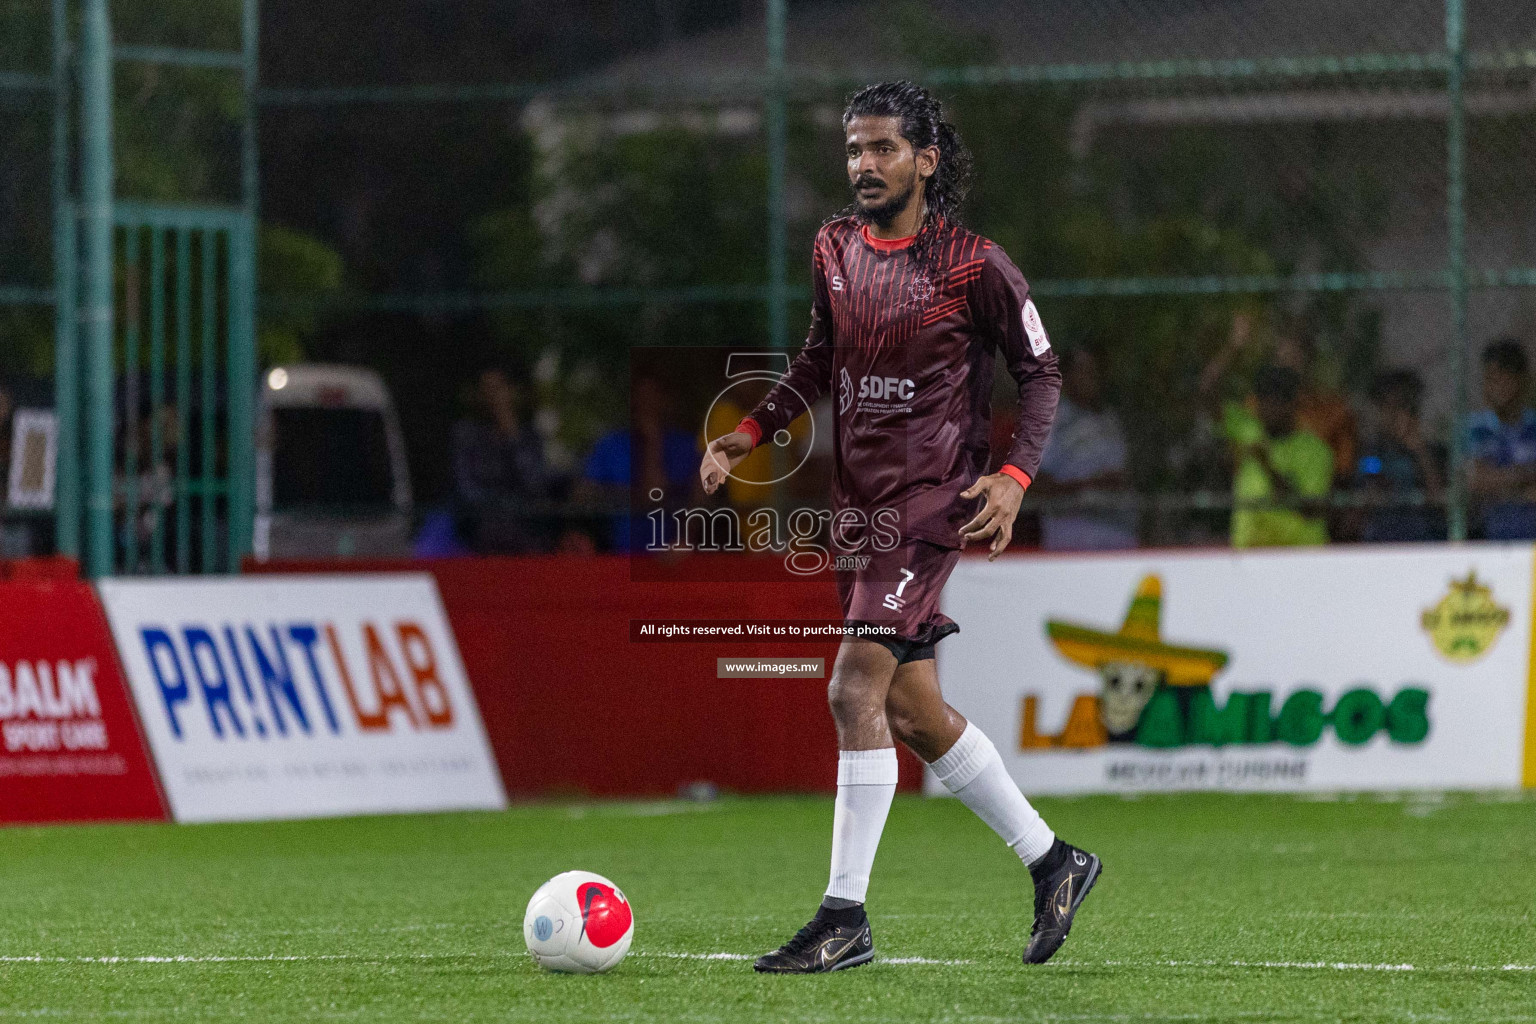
[736,417,763,449]
[999,464,1032,492]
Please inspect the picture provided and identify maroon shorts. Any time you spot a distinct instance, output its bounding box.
[836,539,961,649]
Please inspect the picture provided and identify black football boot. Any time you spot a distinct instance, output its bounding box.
[753,905,875,974]
[1022,839,1102,965]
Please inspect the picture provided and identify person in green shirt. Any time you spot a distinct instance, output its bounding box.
[1223,365,1334,548]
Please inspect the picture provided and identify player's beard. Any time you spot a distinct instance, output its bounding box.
[851,171,918,229]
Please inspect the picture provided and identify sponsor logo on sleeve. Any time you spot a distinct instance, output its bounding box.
[1023,299,1050,356]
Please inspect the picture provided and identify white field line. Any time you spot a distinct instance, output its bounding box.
[642,952,752,961]
[0,951,1530,973]
[1051,958,1536,973]
[1097,959,1415,972]
[631,952,973,965]
[0,954,369,964]
[565,801,723,819]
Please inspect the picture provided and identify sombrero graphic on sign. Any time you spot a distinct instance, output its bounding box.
[1045,575,1228,742]
[1028,575,1430,751]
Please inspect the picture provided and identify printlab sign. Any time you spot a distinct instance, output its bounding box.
[99,575,506,822]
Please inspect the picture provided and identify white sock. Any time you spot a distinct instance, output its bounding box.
[929,722,1055,865]
[825,748,898,903]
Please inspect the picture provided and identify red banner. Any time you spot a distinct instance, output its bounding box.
[252,556,925,797]
[0,580,167,824]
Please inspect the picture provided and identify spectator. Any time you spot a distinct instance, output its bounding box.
[1358,370,1445,542]
[1033,348,1137,550]
[451,366,552,552]
[581,375,699,552]
[128,405,180,570]
[1468,338,1536,540]
[1223,365,1333,548]
[1201,313,1357,483]
[1272,330,1357,484]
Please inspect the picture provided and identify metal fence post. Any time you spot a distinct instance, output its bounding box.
[766,0,787,352]
[762,0,790,494]
[80,0,115,577]
[51,0,79,560]
[227,0,260,570]
[228,220,256,571]
[1445,0,1469,542]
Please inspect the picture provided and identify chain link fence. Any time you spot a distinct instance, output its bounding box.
[3,1,1534,562]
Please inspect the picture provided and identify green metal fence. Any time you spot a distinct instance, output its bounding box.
[109,202,256,575]
[248,0,1536,550]
[0,0,257,577]
[3,0,1534,563]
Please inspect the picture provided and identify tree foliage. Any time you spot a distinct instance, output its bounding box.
[471,2,1390,485]
[0,0,342,375]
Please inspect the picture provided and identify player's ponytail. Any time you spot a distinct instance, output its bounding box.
[841,80,974,268]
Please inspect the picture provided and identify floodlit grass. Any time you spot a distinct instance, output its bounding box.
[0,792,1532,1022]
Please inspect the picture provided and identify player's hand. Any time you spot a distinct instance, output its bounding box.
[959,472,1026,561]
[700,431,754,494]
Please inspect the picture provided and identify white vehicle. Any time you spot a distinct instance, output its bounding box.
[254,364,413,560]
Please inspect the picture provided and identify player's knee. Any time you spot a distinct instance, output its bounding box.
[886,702,937,754]
[827,668,881,725]
[885,703,923,749]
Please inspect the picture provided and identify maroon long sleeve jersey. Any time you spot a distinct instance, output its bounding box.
[744,217,1062,550]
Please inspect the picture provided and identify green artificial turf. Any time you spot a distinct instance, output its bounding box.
[0,792,1531,1022]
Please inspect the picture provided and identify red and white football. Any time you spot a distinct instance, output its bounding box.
[523,870,635,973]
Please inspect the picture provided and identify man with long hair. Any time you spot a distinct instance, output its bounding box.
[700,81,1100,972]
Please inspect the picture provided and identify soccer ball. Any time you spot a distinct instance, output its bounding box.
[523,870,634,973]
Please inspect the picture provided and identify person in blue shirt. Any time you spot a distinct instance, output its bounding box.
[1467,338,1536,540]
[1358,369,1444,542]
[581,375,699,552]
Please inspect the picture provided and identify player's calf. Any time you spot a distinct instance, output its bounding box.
[925,721,1103,963]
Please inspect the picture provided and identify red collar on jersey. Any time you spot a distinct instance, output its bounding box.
[861,224,917,252]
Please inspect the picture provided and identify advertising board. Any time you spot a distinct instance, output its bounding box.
[934,545,1535,793]
[98,574,507,822]
[0,580,166,823]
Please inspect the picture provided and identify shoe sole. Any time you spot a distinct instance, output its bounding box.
[1023,855,1103,965]
[825,947,876,972]
[752,947,877,974]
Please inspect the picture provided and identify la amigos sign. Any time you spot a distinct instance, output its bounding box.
[936,547,1534,793]
[1021,683,1430,751]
